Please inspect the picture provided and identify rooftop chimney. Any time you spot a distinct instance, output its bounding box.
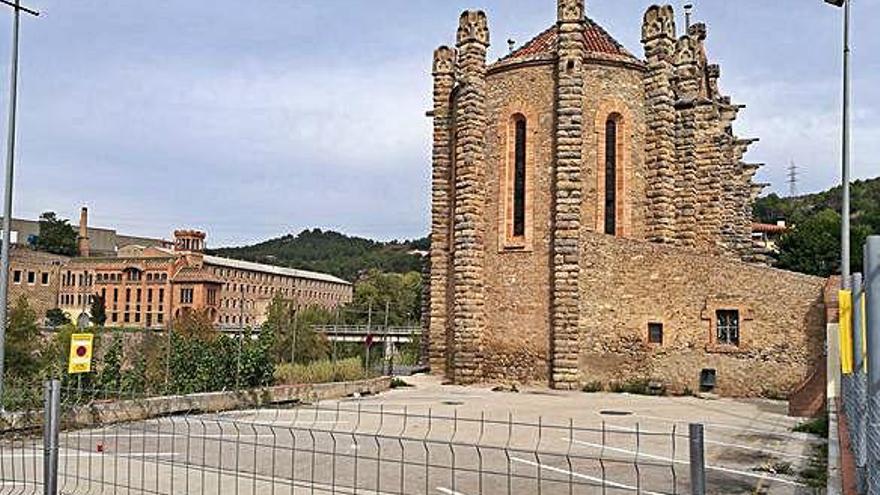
[77,206,90,257]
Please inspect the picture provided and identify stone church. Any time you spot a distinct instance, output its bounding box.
[426,0,828,397]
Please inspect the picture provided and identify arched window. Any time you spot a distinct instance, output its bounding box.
[604,116,618,235]
[512,116,527,238]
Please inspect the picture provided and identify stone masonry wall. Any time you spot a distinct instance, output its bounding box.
[450,11,489,384]
[428,46,456,375]
[550,0,587,389]
[578,232,826,397]
[641,5,677,244]
[481,63,556,383]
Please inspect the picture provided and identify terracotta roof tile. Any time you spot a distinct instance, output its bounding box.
[497,17,638,65]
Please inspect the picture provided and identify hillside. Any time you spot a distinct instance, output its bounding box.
[754,176,879,276]
[754,177,880,230]
[209,229,427,282]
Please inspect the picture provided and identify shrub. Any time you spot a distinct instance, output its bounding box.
[274,358,365,385]
[581,381,604,393]
[793,415,829,437]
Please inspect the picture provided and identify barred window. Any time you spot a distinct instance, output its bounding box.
[716,309,740,346]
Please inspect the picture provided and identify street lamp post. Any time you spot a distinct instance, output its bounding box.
[0,0,38,411]
[824,0,851,289]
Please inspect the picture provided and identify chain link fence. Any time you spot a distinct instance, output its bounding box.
[839,235,880,494]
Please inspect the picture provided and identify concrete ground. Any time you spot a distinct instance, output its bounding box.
[1,374,823,494]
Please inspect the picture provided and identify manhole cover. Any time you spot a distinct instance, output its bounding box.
[599,410,633,416]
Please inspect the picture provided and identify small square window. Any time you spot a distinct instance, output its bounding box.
[12,270,21,283]
[648,322,663,345]
[716,309,740,346]
[41,272,49,285]
[27,271,36,284]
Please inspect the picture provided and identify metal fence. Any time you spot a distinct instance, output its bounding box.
[0,380,721,495]
[839,235,879,494]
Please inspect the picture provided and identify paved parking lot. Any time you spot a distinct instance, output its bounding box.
[2,375,822,494]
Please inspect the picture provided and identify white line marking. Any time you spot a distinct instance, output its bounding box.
[567,438,805,487]
[702,438,810,460]
[2,450,181,459]
[510,457,665,495]
[436,487,470,495]
[632,414,812,440]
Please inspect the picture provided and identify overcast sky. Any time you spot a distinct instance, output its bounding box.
[0,0,877,246]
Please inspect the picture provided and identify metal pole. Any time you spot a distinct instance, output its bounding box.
[0,0,22,412]
[236,294,244,389]
[865,236,880,492]
[383,301,390,376]
[689,423,706,495]
[290,305,298,364]
[840,0,852,289]
[43,379,60,495]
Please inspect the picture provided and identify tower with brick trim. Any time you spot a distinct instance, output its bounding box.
[424,1,823,397]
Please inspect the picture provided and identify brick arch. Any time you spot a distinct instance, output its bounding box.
[594,100,633,238]
[497,104,538,252]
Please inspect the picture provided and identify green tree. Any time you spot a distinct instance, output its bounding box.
[35,211,77,256]
[776,208,871,277]
[90,294,107,327]
[350,269,422,326]
[5,296,43,380]
[263,295,330,364]
[45,307,71,328]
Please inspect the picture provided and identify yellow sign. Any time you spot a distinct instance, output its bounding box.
[68,333,94,374]
[839,290,853,374]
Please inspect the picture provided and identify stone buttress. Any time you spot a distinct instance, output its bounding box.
[641,5,677,244]
[550,0,587,389]
[428,46,456,376]
[450,11,489,384]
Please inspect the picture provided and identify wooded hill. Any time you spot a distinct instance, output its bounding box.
[754,176,879,277]
[209,229,427,282]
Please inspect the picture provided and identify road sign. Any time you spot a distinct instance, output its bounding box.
[68,333,94,374]
[365,333,374,348]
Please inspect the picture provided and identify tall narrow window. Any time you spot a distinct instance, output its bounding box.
[513,117,527,238]
[604,117,618,235]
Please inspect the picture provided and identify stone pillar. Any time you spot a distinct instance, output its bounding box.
[428,46,456,376]
[451,10,489,384]
[641,5,677,244]
[687,24,723,247]
[550,0,586,390]
[672,33,701,247]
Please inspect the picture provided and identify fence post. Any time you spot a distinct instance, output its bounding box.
[689,423,706,495]
[42,379,60,495]
[865,235,880,493]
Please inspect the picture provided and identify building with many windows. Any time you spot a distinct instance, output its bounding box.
[57,229,352,329]
[6,207,352,329]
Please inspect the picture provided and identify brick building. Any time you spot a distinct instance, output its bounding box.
[7,208,352,329]
[7,246,69,321]
[58,229,352,330]
[427,1,826,396]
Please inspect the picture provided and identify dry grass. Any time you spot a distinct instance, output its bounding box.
[274,358,365,385]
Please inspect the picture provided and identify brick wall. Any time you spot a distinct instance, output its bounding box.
[8,247,68,322]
